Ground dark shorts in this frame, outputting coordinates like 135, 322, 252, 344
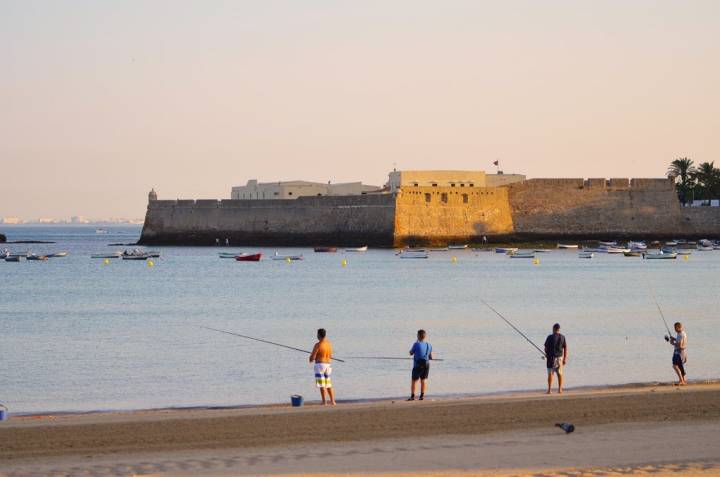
412, 360, 430, 380
673, 353, 687, 376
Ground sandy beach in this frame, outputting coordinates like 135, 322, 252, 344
1, 382, 719, 476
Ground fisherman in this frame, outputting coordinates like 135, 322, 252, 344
666, 322, 687, 386
544, 323, 568, 394
408, 329, 433, 401
309, 328, 336, 405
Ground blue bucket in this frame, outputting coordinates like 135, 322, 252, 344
0, 404, 8, 421
290, 395, 304, 407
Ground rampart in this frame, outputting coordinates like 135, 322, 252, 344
140, 194, 396, 246
139, 177, 720, 246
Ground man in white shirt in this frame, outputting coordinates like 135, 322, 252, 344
667, 322, 687, 386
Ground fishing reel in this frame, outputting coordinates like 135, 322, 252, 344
664, 335, 670, 342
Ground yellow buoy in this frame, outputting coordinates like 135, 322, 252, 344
103, 258, 110, 266
683, 254, 689, 261
285, 257, 291, 264
451, 256, 458, 263
341, 259, 348, 267
147, 260, 154, 267
533, 258, 540, 265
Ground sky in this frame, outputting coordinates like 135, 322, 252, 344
1, 0, 719, 219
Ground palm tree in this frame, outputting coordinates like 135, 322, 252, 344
692, 161, 720, 205
667, 158, 696, 205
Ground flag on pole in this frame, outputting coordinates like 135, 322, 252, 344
493, 160, 499, 166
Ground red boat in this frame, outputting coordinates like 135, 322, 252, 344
314, 247, 337, 253
235, 253, 263, 262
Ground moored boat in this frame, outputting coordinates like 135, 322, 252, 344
398, 249, 429, 259
92, 252, 123, 259
48, 251, 68, 257
344, 246, 368, 252
606, 247, 630, 254
27, 254, 49, 261
495, 247, 518, 254
430, 247, 449, 252
557, 244, 579, 249
448, 244, 468, 249
623, 251, 642, 257
314, 247, 338, 253
509, 251, 535, 258
236, 253, 263, 262
578, 251, 594, 259
642, 252, 677, 259
219, 251, 242, 258
273, 252, 304, 261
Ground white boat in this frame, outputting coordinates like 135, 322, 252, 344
557, 244, 579, 249
48, 251, 68, 258
627, 241, 647, 250
606, 247, 630, 254
578, 252, 594, 259
448, 244, 468, 249
533, 249, 551, 253
665, 241, 678, 246
219, 251, 243, 258
696, 246, 714, 251
95, 228, 108, 234
344, 246, 368, 252
273, 252, 304, 261
398, 249, 429, 259
430, 247, 449, 252
599, 241, 617, 247
91, 252, 123, 259
495, 247, 518, 254
122, 254, 149, 261
676, 250, 692, 256
643, 252, 677, 260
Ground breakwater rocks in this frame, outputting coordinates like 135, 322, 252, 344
0, 233, 5, 243
139, 178, 720, 247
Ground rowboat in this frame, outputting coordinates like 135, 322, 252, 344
430, 247, 449, 252
665, 241, 678, 246
48, 251, 68, 258
122, 254, 149, 260
27, 254, 49, 261
676, 250, 692, 256
509, 251, 535, 258
495, 247, 518, 254
236, 253, 262, 262
627, 241, 647, 250
399, 250, 429, 259
5, 256, 26, 262
344, 246, 368, 252
533, 249, 551, 253
643, 252, 677, 259
219, 251, 242, 259
696, 245, 714, 251
557, 244, 579, 249
92, 252, 123, 259
606, 247, 630, 254
314, 247, 337, 253
623, 251, 642, 257
448, 244, 468, 249
599, 241, 617, 247
273, 253, 304, 261
578, 252, 594, 259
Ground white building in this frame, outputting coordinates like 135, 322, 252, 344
385, 170, 525, 192
231, 180, 381, 200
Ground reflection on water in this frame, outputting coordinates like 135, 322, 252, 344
1, 226, 719, 413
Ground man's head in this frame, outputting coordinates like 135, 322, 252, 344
317, 328, 327, 340
553, 323, 561, 333
674, 322, 683, 332
417, 329, 426, 341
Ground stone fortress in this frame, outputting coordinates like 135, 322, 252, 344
139, 169, 720, 247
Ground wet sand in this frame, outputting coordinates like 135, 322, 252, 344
1, 383, 719, 476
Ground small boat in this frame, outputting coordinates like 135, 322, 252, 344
92, 252, 123, 259
578, 252, 594, 259
448, 244, 468, 249
344, 246, 368, 252
676, 250, 692, 256
623, 251, 642, 257
27, 254, 49, 261
495, 247, 518, 254
430, 247, 449, 252
236, 253, 263, 262
314, 247, 337, 253
5, 256, 26, 262
509, 251, 535, 258
696, 244, 714, 251
665, 241, 678, 246
122, 254, 149, 260
557, 244, 579, 249
48, 251, 68, 258
399, 250, 429, 259
219, 251, 242, 259
627, 241, 647, 250
273, 252, 304, 261
599, 241, 617, 247
95, 228, 108, 234
533, 249, 551, 253
643, 252, 677, 259
606, 247, 630, 254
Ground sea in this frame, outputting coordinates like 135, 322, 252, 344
1, 225, 718, 414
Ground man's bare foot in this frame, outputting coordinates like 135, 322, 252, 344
558, 390, 563, 394
321, 401, 327, 405
546, 390, 552, 395
330, 401, 337, 406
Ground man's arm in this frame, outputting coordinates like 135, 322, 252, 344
563, 341, 568, 364
409, 343, 416, 357
309, 343, 319, 363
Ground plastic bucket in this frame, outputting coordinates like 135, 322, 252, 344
290, 395, 304, 407
0, 404, 8, 421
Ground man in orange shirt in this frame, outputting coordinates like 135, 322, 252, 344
309, 328, 336, 405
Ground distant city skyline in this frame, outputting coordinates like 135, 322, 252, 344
2, 0, 719, 219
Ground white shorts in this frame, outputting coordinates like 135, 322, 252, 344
314, 363, 332, 388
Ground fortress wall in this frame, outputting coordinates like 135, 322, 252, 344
682, 207, 720, 236
140, 194, 396, 246
393, 186, 513, 246
505, 178, 684, 238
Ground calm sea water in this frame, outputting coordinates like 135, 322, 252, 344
1, 225, 718, 414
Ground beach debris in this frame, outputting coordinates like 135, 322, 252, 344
555, 422, 575, 433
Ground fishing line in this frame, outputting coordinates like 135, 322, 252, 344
348, 356, 445, 362
197, 325, 346, 363
479, 299, 547, 359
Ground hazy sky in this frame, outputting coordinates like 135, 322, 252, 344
2, 0, 719, 218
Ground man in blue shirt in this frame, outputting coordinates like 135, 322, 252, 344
408, 329, 434, 401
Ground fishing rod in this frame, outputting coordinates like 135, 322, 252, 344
479, 299, 547, 359
197, 325, 346, 363
646, 285, 673, 338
